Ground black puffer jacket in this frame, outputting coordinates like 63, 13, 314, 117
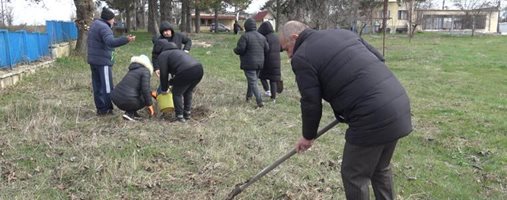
152, 21, 192, 71
87, 19, 129, 66
111, 55, 154, 111
257, 21, 281, 81
233, 18, 269, 70
156, 40, 203, 92
291, 28, 412, 146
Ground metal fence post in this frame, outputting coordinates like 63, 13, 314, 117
37, 32, 43, 58
18, 30, 28, 63
0, 29, 13, 69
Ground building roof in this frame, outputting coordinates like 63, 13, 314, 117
253, 10, 269, 21
416, 6, 499, 12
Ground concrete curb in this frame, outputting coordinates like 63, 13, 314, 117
0, 40, 76, 90
0, 60, 55, 89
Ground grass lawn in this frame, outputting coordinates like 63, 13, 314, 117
0, 31, 506, 199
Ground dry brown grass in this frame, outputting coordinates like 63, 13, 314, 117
1, 32, 506, 199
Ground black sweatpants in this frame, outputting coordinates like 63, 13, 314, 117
90, 65, 114, 113
171, 65, 203, 117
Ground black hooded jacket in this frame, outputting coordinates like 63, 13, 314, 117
152, 21, 192, 71
111, 59, 153, 111
291, 28, 412, 146
156, 40, 203, 92
257, 21, 281, 81
233, 18, 269, 70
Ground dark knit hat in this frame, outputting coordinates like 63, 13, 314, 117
101, 7, 115, 20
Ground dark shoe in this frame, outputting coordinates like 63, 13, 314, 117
97, 109, 114, 116
183, 111, 191, 120
257, 102, 264, 108
122, 112, 137, 121
175, 115, 186, 123
276, 80, 284, 94
246, 96, 252, 102
130, 111, 143, 120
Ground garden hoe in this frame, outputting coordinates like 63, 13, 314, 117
225, 119, 340, 200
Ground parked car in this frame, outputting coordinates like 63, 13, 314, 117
113, 21, 128, 36
209, 23, 230, 32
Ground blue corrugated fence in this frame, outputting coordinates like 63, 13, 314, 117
46, 21, 78, 44
0, 20, 76, 69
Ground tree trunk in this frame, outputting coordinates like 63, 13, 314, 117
136, 0, 146, 29
148, 0, 159, 37
73, 0, 94, 55
132, 0, 137, 30
126, 8, 131, 32
1, 0, 5, 26
194, 1, 200, 33
214, 7, 219, 33
275, 0, 280, 32
359, 23, 367, 36
351, 0, 359, 32
406, 0, 413, 38
160, 0, 173, 23
185, 0, 191, 33
382, 0, 387, 56
180, 0, 187, 31
472, 15, 476, 37
409, 24, 418, 42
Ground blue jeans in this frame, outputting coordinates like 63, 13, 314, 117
90, 65, 114, 113
244, 70, 262, 104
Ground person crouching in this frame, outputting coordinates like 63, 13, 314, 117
156, 40, 204, 122
111, 55, 155, 121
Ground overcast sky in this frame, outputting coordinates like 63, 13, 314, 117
5, 0, 268, 26
13, 0, 501, 26
245, 0, 268, 13
8, 0, 75, 25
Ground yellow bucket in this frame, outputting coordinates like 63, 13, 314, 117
157, 92, 174, 113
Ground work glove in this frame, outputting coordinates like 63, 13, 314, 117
147, 105, 155, 116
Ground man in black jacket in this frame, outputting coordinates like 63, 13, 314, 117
281, 21, 412, 200
152, 21, 192, 78
156, 40, 203, 123
233, 20, 242, 34
234, 18, 269, 108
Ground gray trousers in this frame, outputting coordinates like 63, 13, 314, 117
341, 140, 398, 200
243, 70, 262, 104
